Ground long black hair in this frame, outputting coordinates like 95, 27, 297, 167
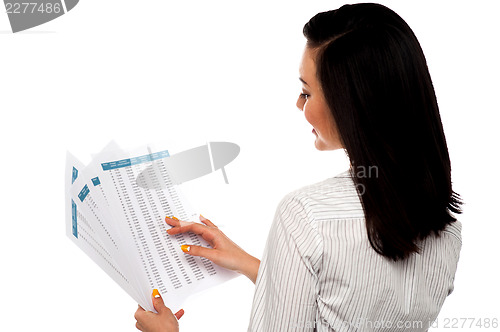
303, 3, 462, 260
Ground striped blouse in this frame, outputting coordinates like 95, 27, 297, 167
248, 170, 462, 331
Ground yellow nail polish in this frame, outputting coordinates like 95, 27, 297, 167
181, 245, 190, 253
172, 216, 179, 220
152, 289, 160, 298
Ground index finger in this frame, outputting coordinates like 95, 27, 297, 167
167, 223, 217, 243
165, 216, 181, 227
165, 217, 195, 229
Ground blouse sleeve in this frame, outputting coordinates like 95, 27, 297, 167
248, 193, 324, 331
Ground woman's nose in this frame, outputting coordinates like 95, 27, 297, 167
296, 98, 304, 111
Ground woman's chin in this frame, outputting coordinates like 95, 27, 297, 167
314, 138, 327, 151
314, 138, 341, 151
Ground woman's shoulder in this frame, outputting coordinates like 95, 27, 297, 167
437, 220, 462, 258
278, 169, 365, 221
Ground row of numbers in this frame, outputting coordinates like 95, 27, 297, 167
5, 2, 62, 14
432, 318, 498, 329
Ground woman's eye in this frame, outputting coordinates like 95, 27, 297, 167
300, 93, 310, 100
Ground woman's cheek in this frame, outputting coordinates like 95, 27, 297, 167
303, 106, 316, 128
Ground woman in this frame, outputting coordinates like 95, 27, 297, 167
135, 3, 462, 331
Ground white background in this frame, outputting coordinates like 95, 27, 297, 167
0, 0, 499, 331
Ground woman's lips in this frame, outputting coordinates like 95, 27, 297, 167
312, 128, 317, 135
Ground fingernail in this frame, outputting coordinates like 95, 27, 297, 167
166, 228, 172, 234
172, 216, 179, 220
152, 289, 161, 298
200, 214, 207, 221
181, 245, 190, 253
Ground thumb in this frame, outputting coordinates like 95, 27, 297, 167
151, 289, 168, 314
181, 244, 217, 261
174, 309, 185, 320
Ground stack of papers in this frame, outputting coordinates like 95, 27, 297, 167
65, 142, 237, 311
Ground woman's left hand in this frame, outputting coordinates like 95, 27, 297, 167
134, 289, 184, 332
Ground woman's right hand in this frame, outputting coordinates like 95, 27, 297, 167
165, 215, 260, 284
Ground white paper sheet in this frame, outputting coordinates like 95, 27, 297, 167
65, 151, 143, 305
66, 142, 238, 312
